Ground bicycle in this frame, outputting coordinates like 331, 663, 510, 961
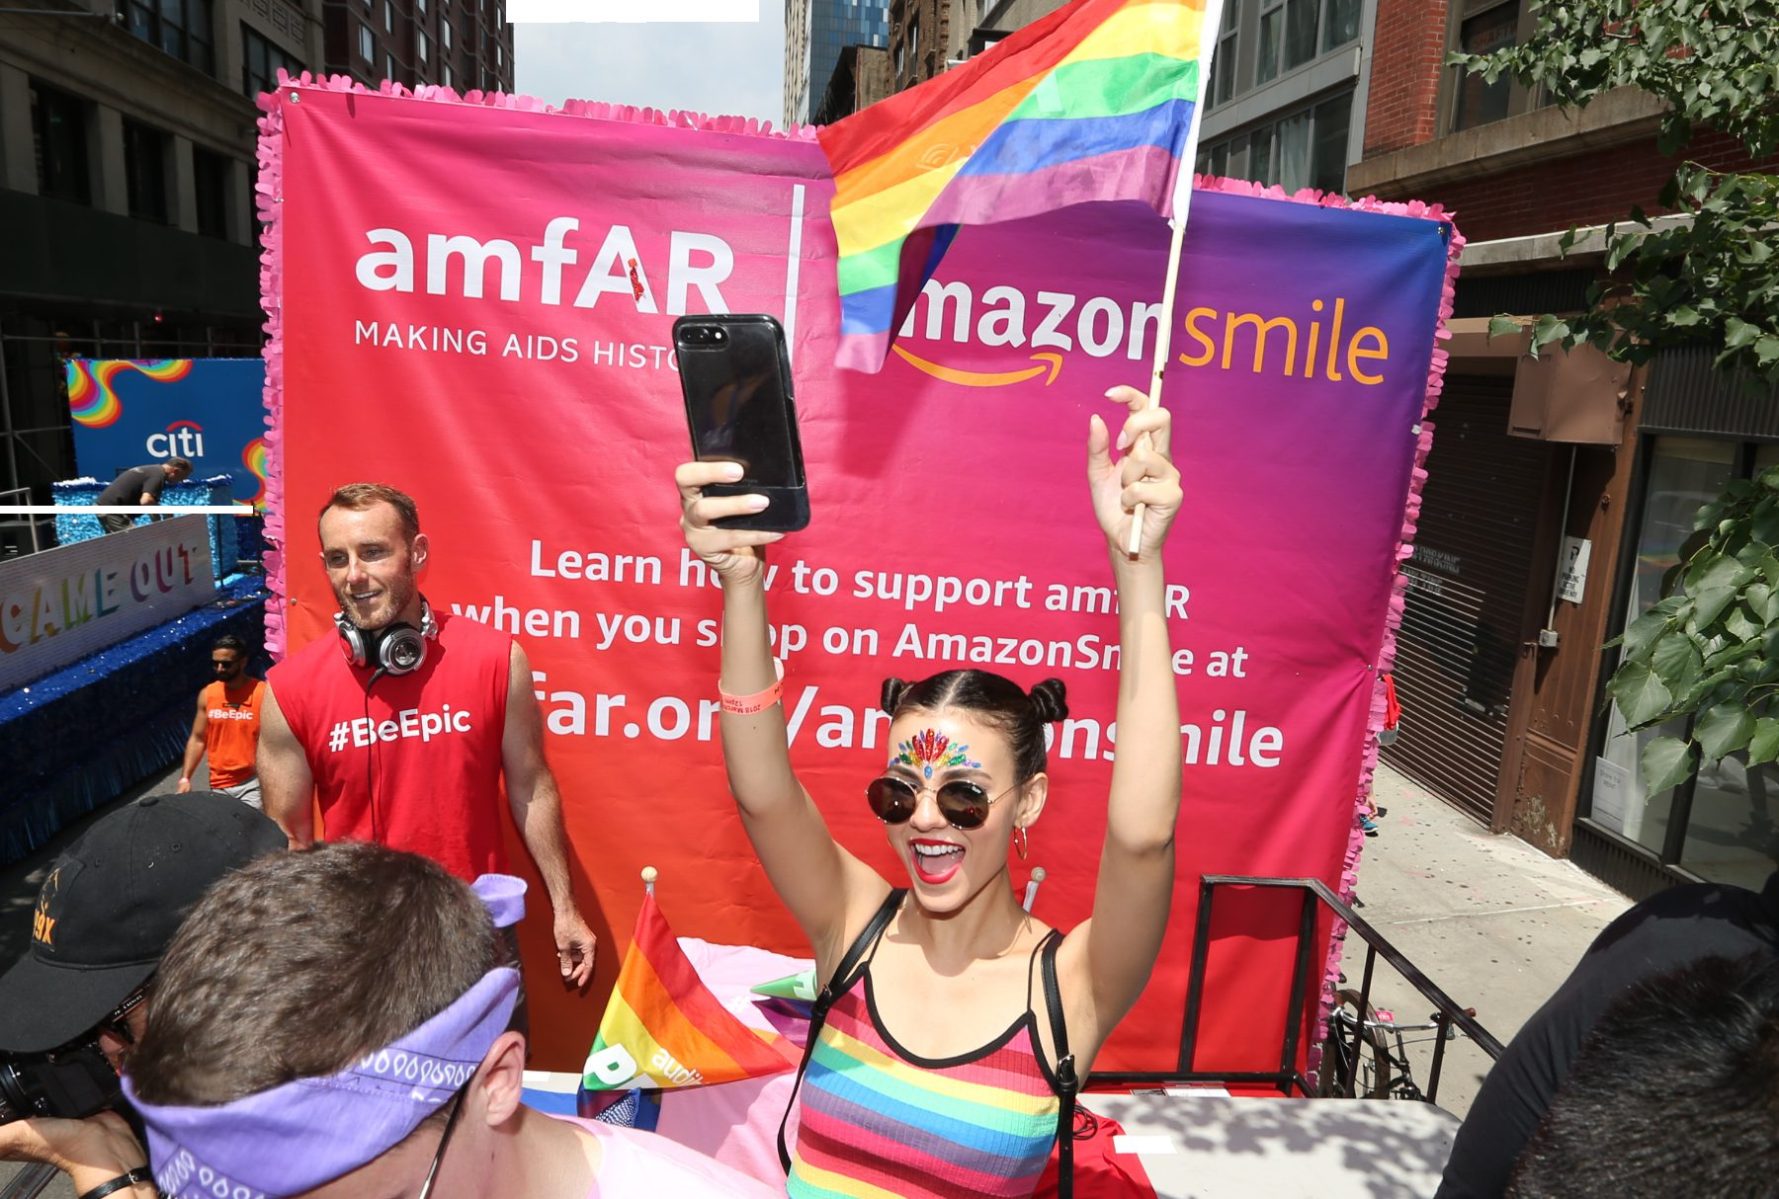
1316, 987, 1474, 1101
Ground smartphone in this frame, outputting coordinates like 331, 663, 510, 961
674, 313, 810, 532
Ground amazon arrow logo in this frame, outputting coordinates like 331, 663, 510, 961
891, 347, 1064, 388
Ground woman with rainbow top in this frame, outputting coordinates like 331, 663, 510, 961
674, 385, 1183, 1197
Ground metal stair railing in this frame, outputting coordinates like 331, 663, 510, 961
1093, 874, 1504, 1104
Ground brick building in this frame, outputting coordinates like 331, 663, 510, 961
1351, 0, 1779, 897
323, 0, 513, 94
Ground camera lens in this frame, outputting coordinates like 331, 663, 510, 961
711, 329, 726, 342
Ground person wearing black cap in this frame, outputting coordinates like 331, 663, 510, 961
0, 790, 285, 1198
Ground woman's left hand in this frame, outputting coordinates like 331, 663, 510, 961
1087, 385, 1183, 562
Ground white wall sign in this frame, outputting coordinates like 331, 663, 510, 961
0, 518, 216, 691
1558, 535, 1592, 604
1590, 755, 1634, 838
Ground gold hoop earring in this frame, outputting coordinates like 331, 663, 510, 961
1014, 825, 1029, 861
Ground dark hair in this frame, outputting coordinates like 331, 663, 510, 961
130, 842, 498, 1105
1505, 952, 1779, 1197
318, 482, 421, 542
167, 457, 193, 474
879, 670, 1068, 781
211, 634, 247, 656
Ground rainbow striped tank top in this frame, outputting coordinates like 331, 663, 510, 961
786, 943, 1062, 1198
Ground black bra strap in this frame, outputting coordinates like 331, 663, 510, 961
777, 888, 906, 1174
1040, 931, 1078, 1199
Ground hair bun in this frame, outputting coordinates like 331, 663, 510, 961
880, 677, 912, 716
1028, 678, 1069, 724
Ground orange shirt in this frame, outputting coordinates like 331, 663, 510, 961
202, 678, 264, 787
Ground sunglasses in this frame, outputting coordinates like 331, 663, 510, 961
96, 983, 150, 1047
865, 775, 1020, 831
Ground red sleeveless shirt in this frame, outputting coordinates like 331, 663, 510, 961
268, 612, 513, 880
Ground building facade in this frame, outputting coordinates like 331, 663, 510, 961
0, 0, 324, 553
1351, 0, 1779, 897
322, 0, 512, 94
784, 0, 889, 128
1192, 0, 1376, 197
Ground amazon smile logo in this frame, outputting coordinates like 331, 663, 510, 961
890, 279, 1164, 389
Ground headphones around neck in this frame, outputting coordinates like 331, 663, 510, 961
336, 600, 438, 675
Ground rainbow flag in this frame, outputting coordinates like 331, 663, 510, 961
581, 893, 797, 1091
819, 0, 1221, 372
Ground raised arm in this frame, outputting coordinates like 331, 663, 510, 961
177, 693, 208, 793
258, 682, 315, 848
676, 461, 884, 966
1067, 387, 1185, 1039
501, 641, 596, 988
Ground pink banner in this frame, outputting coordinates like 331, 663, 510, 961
259, 80, 1457, 1074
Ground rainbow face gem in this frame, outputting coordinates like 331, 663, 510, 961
894, 729, 982, 780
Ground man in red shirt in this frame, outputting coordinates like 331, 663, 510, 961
258, 482, 596, 989
178, 634, 266, 807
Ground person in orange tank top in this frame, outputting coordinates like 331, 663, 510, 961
179, 634, 267, 809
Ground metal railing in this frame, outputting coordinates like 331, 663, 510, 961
1095, 874, 1503, 1104
0, 1163, 59, 1199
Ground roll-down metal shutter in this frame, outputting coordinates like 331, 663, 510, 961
1383, 377, 1550, 824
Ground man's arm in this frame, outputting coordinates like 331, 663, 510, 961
258, 682, 315, 847
178, 692, 208, 793
501, 642, 596, 987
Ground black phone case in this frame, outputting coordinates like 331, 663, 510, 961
674, 314, 811, 533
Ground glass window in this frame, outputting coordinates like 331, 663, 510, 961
1282, 0, 1317, 70
1310, 90, 1351, 194
1452, 1, 1518, 130
384, 0, 393, 32
192, 146, 230, 238
243, 24, 303, 97
122, 119, 169, 223
442, 19, 451, 48
1595, 437, 1736, 855
1212, 0, 1238, 106
1322, 0, 1360, 52
1248, 123, 1275, 185
1275, 107, 1311, 191
418, 29, 429, 61
1257, 0, 1281, 83
359, 22, 374, 60
1684, 756, 1779, 890
29, 82, 90, 205
115, 0, 213, 75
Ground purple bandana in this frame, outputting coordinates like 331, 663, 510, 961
123, 874, 526, 1198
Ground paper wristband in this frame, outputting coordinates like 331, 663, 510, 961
720, 657, 785, 714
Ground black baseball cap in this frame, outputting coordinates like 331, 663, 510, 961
0, 791, 286, 1052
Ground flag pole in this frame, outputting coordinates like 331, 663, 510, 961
1127, 0, 1220, 556
641, 865, 657, 896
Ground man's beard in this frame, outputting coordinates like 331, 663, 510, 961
335, 575, 416, 631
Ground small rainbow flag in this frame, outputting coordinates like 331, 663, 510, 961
581, 892, 796, 1091
819, 0, 1220, 372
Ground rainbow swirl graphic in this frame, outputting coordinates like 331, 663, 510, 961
65, 359, 193, 428
242, 437, 269, 510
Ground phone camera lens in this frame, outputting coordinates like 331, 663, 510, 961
711, 329, 726, 342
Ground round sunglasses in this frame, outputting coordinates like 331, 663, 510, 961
865, 775, 1020, 831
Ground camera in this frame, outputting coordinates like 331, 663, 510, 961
0, 1041, 121, 1125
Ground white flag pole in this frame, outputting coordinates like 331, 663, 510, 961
1127, 0, 1223, 556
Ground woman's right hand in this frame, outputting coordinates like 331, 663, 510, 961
0, 1109, 151, 1194
676, 461, 785, 589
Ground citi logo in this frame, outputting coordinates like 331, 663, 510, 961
148, 420, 204, 458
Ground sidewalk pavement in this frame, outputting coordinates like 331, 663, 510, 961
1339, 763, 1634, 1119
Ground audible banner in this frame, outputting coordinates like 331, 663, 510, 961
263, 85, 1454, 1074
67, 358, 270, 508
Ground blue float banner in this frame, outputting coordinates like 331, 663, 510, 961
66, 358, 268, 507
